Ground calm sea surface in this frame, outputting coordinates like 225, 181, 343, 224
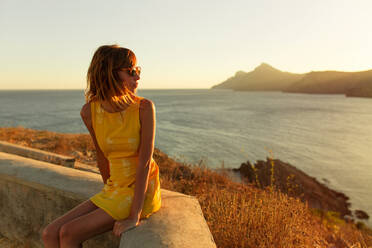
1, 89, 371, 225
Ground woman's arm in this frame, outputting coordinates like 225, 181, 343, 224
112, 98, 156, 236
128, 98, 156, 221
80, 103, 110, 184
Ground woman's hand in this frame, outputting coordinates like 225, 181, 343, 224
113, 217, 140, 237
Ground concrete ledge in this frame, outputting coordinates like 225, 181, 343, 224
0, 141, 75, 167
120, 190, 216, 248
0, 152, 216, 248
0, 152, 118, 248
74, 161, 100, 174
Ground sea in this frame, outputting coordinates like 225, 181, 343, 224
0, 89, 371, 226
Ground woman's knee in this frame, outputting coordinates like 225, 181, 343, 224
42, 223, 59, 243
59, 223, 78, 243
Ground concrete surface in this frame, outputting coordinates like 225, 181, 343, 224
0, 152, 119, 248
120, 190, 216, 248
0, 151, 216, 248
0, 141, 75, 167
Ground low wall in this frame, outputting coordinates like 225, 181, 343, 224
0, 141, 75, 167
0, 151, 216, 248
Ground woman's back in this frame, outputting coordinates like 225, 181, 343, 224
91, 98, 142, 159
89, 98, 162, 220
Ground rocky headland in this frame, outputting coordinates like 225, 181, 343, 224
212, 63, 304, 91
212, 63, 372, 98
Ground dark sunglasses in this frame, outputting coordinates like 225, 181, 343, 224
119, 66, 141, 76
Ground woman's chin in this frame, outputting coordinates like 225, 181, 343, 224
130, 88, 137, 94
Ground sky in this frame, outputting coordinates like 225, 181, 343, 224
0, 0, 371, 89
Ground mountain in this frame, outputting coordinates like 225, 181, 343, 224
283, 69, 372, 97
211, 63, 304, 91
212, 63, 372, 98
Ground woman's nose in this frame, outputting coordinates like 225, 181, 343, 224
134, 74, 140, 80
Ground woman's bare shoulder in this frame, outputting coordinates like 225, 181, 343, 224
139, 98, 155, 125
80, 102, 92, 120
139, 98, 154, 111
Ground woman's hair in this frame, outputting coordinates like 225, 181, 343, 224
85, 44, 139, 109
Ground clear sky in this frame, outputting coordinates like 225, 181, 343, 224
1, 0, 371, 89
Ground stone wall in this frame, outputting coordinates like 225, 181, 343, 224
0, 151, 216, 248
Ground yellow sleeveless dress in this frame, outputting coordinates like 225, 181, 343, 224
89, 97, 161, 220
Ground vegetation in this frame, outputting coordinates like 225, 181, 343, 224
1, 126, 372, 247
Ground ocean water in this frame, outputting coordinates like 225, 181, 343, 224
1, 89, 371, 225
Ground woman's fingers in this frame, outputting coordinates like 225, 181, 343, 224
112, 219, 138, 237
113, 222, 121, 236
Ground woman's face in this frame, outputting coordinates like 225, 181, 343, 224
118, 67, 140, 94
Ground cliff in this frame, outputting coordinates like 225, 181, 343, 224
233, 158, 369, 221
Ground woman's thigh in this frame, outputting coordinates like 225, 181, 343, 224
59, 207, 116, 243
44, 199, 98, 235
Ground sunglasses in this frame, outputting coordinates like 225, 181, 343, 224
119, 66, 141, 77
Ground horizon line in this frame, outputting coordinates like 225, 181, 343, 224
0, 88, 213, 91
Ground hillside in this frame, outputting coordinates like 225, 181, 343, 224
1, 126, 372, 247
233, 159, 370, 221
284, 69, 372, 97
212, 64, 372, 98
211, 63, 304, 91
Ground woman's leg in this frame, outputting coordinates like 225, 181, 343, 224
42, 199, 98, 248
59, 207, 116, 248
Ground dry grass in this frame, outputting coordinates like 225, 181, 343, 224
0, 126, 96, 164
158, 162, 372, 248
1, 126, 372, 248
0, 234, 23, 248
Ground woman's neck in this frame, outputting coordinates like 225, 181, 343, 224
100, 101, 130, 113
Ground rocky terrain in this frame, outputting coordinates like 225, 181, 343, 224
232, 158, 369, 221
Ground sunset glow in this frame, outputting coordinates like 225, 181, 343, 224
1, 0, 371, 89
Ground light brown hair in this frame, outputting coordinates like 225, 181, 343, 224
85, 44, 139, 109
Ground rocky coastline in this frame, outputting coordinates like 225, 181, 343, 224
231, 158, 369, 222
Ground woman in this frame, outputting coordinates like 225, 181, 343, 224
42, 44, 162, 247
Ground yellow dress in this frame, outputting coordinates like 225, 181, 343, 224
89, 97, 161, 220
